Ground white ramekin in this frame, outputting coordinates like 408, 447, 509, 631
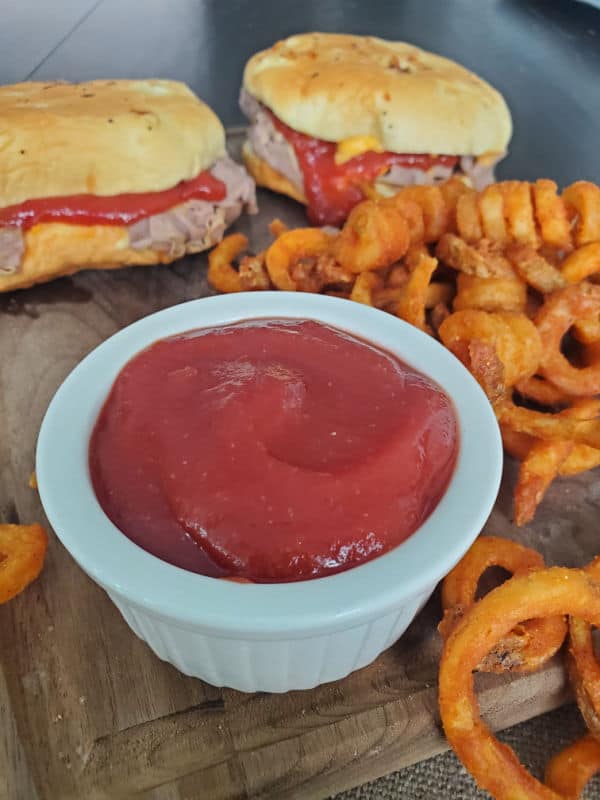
36, 292, 502, 692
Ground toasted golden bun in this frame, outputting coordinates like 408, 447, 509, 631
0, 223, 185, 292
244, 33, 512, 156
0, 80, 225, 208
242, 142, 306, 204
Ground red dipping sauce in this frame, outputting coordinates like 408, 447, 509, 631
0, 170, 225, 230
89, 320, 458, 582
269, 112, 458, 227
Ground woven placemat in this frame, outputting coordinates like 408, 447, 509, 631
333, 703, 600, 799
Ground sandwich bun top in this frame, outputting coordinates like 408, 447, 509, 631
0, 80, 225, 208
243, 33, 512, 157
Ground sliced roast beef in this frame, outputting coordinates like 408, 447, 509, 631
128, 155, 256, 256
0, 155, 255, 274
0, 228, 24, 274
240, 88, 303, 190
240, 88, 503, 196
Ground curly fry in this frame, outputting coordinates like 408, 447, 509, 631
238, 254, 271, 291
439, 536, 566, 672
425, 282, 454, 309
497, 399, 600, 449
436, 234, 514, 279
207, 233, 247, 293
536, 283, 600, 396
500, 181, 540, 247
545, 735, 600, 798
333, 199, 410, 272
0, 524, 48, 604
515, 376, 582, 407
562, 242, 600, 283
567, 557, 600, 744
395, 252, 438, 331
455, 191, 482, 242
533, 179, 572, 250
389, 185, 448, 242
563, 181, 600, 246
439, 568, 600, 800
349, 272, 384, 306
506, 243, 567, 293
560, 443, 600, 475
265, 228, 332, 290
438, 177, 471, 232
430, 302, 451, 336
478, 184, 508, 243
453, 274, 527, 313
466, 340, 506, 406
500, 421, 535, 461
572, 315, 600, 345
514, 399, 600, 526
439, 310, 541, 387
268, 218, 289, 238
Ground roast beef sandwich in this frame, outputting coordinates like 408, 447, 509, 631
0, 79, 255, 292
240, 33, 512, 226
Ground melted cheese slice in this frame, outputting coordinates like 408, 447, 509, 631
334, 135, 384, 166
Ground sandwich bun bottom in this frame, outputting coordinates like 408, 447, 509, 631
0, 223, 187, 293
242, 142, 306, 205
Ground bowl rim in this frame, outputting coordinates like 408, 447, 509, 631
36, 292, 502, 637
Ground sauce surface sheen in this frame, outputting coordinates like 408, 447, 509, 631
90, 319, 458, 582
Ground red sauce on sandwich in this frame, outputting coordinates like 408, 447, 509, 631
89, 319, 458, 583
269, 112, 458, 226
0, 170, 226, 230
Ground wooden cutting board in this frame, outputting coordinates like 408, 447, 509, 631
1, 133, 599, 800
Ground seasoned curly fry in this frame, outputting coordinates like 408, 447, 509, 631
439, 310, 541, 387
436, 234, 514, 279
560, 443, 600, 475
478, 184, 508, 243
0, 524, 48, 604
425, 282, 454, 309
532, 179, 572, 250
430, 302, 451, 336
497, 399, 600, 449
562, 242, 600, 283
567, 557, 600, 744
563, 181, 600, 246
507, 244, 567, 293
545, 735, 600, 798
396, 252, 438, 331
333, 199, 410, 272
349, 272, 384, 305
207, 233, 247, 293
268, 218, 289, 238
389, 185, 448, 242
265, 228, 332, 290
439, 536, 566, 672
572, 315, 600, 344
536, 283, 600, 396
238, 254, 271, 291
515, 376, 581, 406
514, 399, 600, 526
466, 339, 506, 405
438, 177, 471, 232
500, 181, 540, 247
453, 274, 527, 313
455, 191, 482, 242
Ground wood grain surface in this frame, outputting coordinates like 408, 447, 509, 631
1, 131, 600, 799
